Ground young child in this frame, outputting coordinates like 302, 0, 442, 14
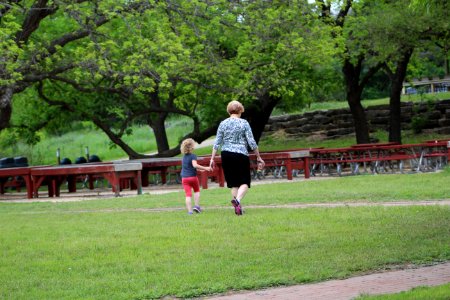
180, 138, 211, 214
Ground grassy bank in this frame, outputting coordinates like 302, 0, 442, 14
2, 168, 449, 213
0, 169, 449, 299
1, 205, 448, 299
356, 283, 450, 300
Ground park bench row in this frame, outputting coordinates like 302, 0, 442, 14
309, 140, 450, 176
0, 162, 143, 199
1, 140, 449, 199
127, 150, 311, 189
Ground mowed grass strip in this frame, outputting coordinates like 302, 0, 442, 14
1, 168, 449, 213
0, 206, 449, 299
356, 283, 450, 300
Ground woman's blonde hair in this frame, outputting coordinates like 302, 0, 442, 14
180, 138, 196, 154
227, 100, 245, 115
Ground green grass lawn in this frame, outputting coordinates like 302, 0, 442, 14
2, 168, 449, 213
0, 169, 449, 299
356, 283, 450, 300
0, 206, 448, 299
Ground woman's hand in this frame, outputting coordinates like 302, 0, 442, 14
257, 157, 265, 169
209, 159, 215, 169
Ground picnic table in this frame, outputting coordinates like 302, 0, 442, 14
0, 167, 33, 199
30, 163, 142, 198
424, 139, 450, 144
196, 156, 225, 189
249, 150, 311, 180
310, 142, 449, 176
130, 157, 182, 187
196, 150, 311, 189
350, 142, 400, 148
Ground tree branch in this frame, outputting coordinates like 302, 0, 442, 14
0, 0, 22, 19
14, 0, 57, 43
335, 0, 352, 27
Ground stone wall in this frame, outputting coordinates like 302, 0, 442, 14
264, 99, 450, 140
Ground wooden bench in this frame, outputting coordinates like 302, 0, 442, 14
129, 157, 182, 187
30, 163, 142, 198
196, 150, 311, 189
310, 142, 449, 176
0, 167, 33, 199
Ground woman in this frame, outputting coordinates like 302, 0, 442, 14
210, 100, 265, 215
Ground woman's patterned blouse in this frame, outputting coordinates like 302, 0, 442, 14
213, 117, 258, 156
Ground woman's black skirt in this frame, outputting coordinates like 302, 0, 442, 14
221, 151, 251, 188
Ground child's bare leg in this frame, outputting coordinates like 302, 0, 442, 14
194, 191, 201, 207
185, 196, 192, 213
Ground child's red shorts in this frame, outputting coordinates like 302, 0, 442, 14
182, 176, 200, 197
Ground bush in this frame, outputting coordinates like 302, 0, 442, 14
411, 115, 428, 134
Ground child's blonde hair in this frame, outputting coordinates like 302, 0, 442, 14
180, 138, 196, 154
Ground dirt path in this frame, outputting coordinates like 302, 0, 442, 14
204, 262, 450, 300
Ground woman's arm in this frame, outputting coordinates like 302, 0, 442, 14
244, 121, 258, 151
253, 148, 265, 168
209, 148, 217, 168
210, 122, 224, 168
243, 121, 264, 166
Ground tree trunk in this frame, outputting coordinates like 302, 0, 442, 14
388, 48, 413, 144
154, 92, 280, 158
0, 87, 13, 131
148, 113, 170, 154
343, 59, 371, 144
243, 93, 281, 143
347, 91, 370, 144
92, 119, 147, 159
156, 124, 220, 158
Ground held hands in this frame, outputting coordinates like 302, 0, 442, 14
198, 165, 212, 172
209, 159, 215, 170
257, 157, 265, 170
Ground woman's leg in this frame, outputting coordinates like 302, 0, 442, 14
236, 184, 248, 202
231, 187, 238, 199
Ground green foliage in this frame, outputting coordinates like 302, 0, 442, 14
2, 0, 448, 156
407, 47, 448, 81
411, 115, 428, 134
410, 98, 436, 134
4, 90, 450, 164
0, 117, 194, 165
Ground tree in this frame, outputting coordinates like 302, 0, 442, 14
31, 0, 238, 158
368, 0, 450, 143
0, 0, 149, 132
5, 1, 341, 160
316, 0, 385, 144
223, 1, 338, 142
10, 0, 337, 158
